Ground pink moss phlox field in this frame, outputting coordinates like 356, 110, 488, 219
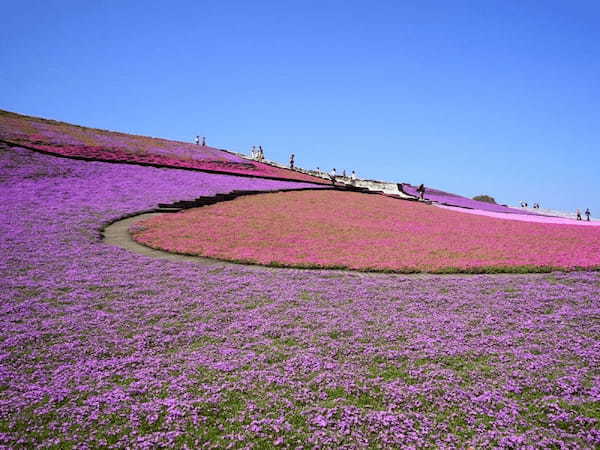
402, 183, 539, 215
438, 204, 600, 226
132, 190, 600, 273
1, 145, 600, 448
0, 109, 328, 184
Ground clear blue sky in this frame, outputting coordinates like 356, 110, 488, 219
2, 0, 599, 214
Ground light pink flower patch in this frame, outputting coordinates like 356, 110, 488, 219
437, 204, 600, 226
131, 190, 600, 273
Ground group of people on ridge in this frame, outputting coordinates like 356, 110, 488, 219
520, 201, 592, 221
193, 137, 592, 222
328, 168, 357, 184
520, 201, 541, 208
250, 146, 265, 161
576, 208, 592, 221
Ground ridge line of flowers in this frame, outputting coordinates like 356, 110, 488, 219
401, 183, 541, 215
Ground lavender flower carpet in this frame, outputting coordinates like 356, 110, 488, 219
1, 146, 599, 448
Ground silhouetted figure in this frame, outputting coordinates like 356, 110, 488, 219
417, 184, 426, 200
289, 153, 295, 169
329, 168, 337, 184
195, 135, 200, 145
258, 146, 264, 161
202, 136, 206, 146
576, 209, 582, 221
585, 208, 591, 221
351, 170, 357, 182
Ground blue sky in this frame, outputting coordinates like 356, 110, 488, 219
2, 0, 599, 213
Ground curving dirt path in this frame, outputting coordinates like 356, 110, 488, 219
102, 213, 225, 265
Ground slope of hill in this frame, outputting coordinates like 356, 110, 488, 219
0, 109, 328, 184
513, 205, 597, 221
402, 183, 540, 215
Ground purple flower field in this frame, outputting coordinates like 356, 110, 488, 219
1, 145, 599, 448
402, 184, 539, 215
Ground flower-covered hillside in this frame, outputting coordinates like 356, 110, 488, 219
1, 145, 600, 448
0, 109, 328, 183
402, 183, 539, 215
132, 190, 600, 273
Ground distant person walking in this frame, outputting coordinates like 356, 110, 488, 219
576, 209, 582, 221
417, 184, 426, 200
585, 208, 591, 221
351, 170, 357, 182
329, 168, 337, 184
258, 146, 264, 161
250, 146, 256, 159
202, 136, 206, 146
289, 153, 295, 169
195, 135, 200, 145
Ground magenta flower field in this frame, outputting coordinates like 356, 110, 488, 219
132, 190, 600, 273
0, 109, 328, 184
1, 139, 599, 447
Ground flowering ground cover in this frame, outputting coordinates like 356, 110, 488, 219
402, 183, 539, 215
1, 145, 600, 448
437, 204, 600, 226
132, 190, 600, 273
0, 109, 328, 184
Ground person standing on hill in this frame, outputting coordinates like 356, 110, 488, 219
195, 135, 200, 145
329, 168, 337, 184
351, 170, 357, 182
202, 136, 206, 146
289, 153, 295, 169
417, 184, 426, 200
585, 208, 591, 221
576, 209, 582, 220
